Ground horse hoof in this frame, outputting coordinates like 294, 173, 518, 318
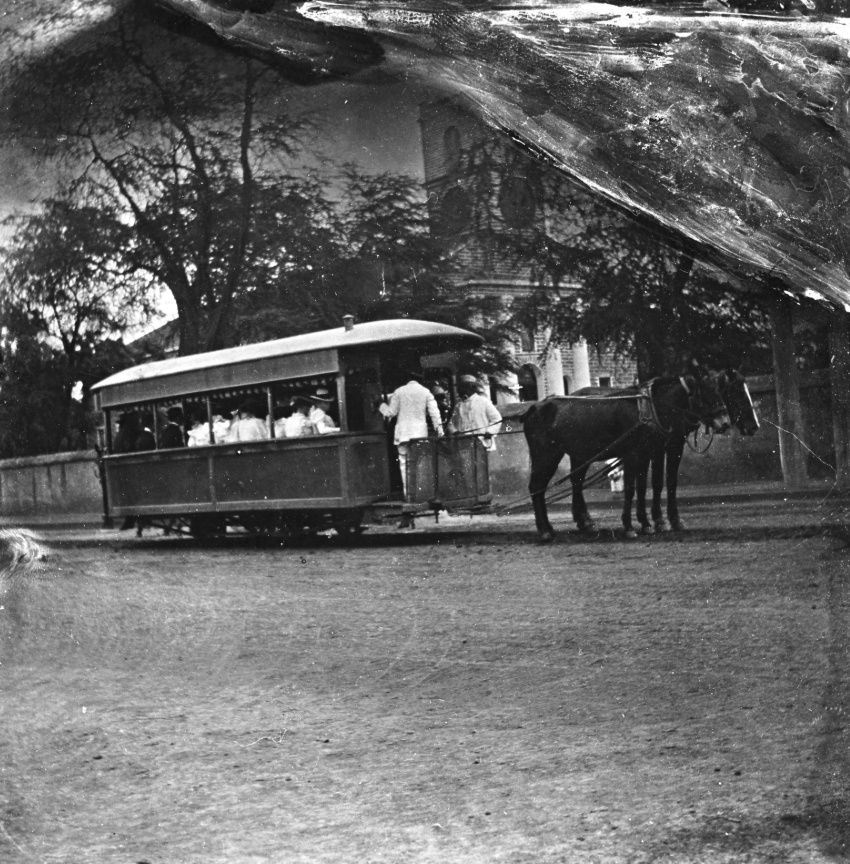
639, 525, 653, 536
623, 529, 638, 540
654, 520, 670, 533
671, 519, 687, 532
539, 530, 556, 543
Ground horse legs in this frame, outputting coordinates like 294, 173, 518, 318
621, 458, 637, 537
571, 467, 596, 532
529, 452, 563, 542
665, 439, 687, 531
634, 452, 652, 534
650, 444, 669, 532
621, 454, 650, 537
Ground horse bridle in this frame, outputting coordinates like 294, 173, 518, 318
679, 373, 728, 430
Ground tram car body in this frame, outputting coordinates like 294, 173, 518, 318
92, 319, 492, 537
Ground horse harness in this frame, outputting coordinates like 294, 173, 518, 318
637, 378, 686, 438
550, 375, 721, 441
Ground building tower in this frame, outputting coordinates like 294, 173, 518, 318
419, 97, 635, 400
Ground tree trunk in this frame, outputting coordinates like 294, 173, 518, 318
178, 307, 203, 357
829, 312, 850, 489
769, 294, 808, 486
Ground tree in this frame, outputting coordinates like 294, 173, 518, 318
453, 135, 771, 378
4, 4, 516, 382
0, 195, 157, 455
3, 196, 157, 381
0, 308, 74, 457
6, 2, 316, 355
230, 168, 518, 377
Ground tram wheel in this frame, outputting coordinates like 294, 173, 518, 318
333, 513, 366, 541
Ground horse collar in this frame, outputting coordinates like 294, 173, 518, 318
637, 379, 672, 436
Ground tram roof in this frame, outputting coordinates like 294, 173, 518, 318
93, 319, 483, 408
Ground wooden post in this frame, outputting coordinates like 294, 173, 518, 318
769, 295, 808, 485
829, 312, 850, 488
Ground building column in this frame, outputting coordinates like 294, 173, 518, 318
829, 311, 850, 488
543, 346, 565, 396
571, 340, 592, 390
769, 296, 808, 485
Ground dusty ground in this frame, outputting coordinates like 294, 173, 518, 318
1, 494, 849, 864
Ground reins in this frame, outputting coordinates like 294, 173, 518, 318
493, 422, 642, 514
491, 376, 725, 516
685, 426, 715, 454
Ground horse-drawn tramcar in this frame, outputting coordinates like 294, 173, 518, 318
92, 319, 493, 538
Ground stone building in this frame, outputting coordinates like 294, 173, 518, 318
419, 97, 636, 402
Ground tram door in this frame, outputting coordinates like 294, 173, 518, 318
342, 353, 402, 497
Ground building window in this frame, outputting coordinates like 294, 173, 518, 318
518, 327, 535, 353
598, 376, 611, 388
518, 364, 540, 402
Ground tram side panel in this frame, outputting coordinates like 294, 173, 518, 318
104, 434, 395, 518
105, 451, 214, 515
214, 439, 342, 508
343, 435, 392, 502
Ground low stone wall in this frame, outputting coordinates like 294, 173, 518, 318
0, 450, 103, 523
489, 373, 834, 500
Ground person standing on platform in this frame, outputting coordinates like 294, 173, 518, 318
449, 374, 502, 451
379, 372, 444, 525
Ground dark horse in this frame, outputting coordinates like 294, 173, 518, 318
646, 369, 760, 533
522, 369, 730, 541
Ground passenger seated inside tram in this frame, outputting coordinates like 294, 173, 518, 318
284, 396, 317, 438
272, 403, 295, 438
211, 404, 231, 443
187, 409, 211, 447
113, 411, 141, 454
228, 399, 268, 442
134, 414, 156, 451
160, 406, 186, 448
308, 388, 340, 434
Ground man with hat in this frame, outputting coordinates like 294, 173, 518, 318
449, 374, 502, 451
309, 387, 340, 435
229, 398, 268, 442
160, 406, 186, 448
379, 370, 444, 505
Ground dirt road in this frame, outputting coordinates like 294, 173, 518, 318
1, 495, 848, 863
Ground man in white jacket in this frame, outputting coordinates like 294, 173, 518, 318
379, 373, 444, 500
